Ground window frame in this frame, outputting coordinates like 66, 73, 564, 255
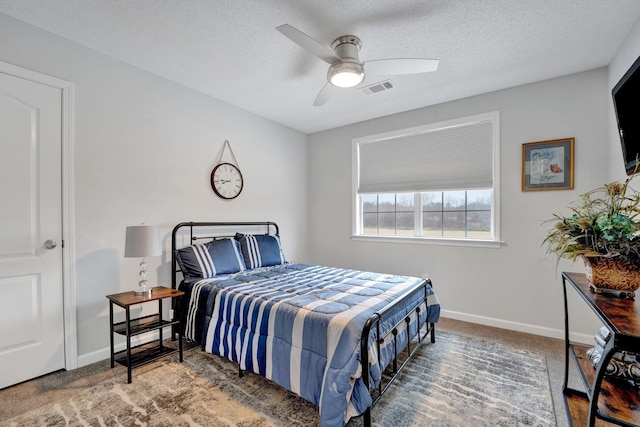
351, 112, 502, 248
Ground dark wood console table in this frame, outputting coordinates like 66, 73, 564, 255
562, 272, 640, 426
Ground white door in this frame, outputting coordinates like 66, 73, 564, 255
0, 71, 65, 389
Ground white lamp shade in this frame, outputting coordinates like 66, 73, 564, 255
124, 225, 162, 258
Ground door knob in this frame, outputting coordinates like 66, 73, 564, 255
44, 239, 57, 249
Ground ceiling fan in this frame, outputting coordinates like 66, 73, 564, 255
276, 24, 440, 106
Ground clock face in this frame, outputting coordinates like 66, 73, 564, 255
211, 163, 243, 199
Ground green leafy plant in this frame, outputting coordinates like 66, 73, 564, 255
543, 175, 640, 264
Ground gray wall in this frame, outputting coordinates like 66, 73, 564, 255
308, 69, 610, 341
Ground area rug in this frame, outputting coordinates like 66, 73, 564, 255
2, 331, 556, 426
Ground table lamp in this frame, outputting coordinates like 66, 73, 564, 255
125, 224, 161, 296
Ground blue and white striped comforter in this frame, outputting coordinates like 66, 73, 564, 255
180, 263, 440, 427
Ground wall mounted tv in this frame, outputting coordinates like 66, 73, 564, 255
612, 54, 640, 175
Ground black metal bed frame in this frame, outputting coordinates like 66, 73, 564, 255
170, 221, 436, 427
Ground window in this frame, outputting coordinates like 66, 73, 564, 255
422, 189, 492, 238
362, 193, 415, 236
352, 112, 500, 244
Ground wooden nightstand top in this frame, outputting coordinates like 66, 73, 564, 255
106, 286, 184, 308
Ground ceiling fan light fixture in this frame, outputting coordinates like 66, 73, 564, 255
328, 61, 364, 88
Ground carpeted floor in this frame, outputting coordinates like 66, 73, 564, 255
0, 323, 557, 427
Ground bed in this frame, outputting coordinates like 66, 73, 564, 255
171, 221, 440, 427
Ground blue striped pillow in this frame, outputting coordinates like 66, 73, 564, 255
235, 233, 286, 269
175, 238, 246, 279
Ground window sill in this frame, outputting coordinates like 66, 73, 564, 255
350, 234, 504, 248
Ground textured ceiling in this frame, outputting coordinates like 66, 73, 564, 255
1, 0, 639, 134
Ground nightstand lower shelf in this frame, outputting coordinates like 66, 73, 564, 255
114, 342, 180, 369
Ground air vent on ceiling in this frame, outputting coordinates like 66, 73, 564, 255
361, 80, 394, 95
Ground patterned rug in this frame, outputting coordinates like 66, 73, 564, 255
3, 331, 556, 427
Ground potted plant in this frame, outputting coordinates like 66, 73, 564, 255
543, 174, 640, 298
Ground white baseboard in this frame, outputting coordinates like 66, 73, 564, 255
78, 347, 109, 368
441, 309, 594, 345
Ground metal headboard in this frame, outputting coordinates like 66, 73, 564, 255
170, 221, 279, 290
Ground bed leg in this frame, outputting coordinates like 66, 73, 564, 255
363, 408, 372, 427
430, 322, 435, 343
238, 365, 243, 378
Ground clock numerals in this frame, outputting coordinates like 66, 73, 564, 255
211, 162, 243, 200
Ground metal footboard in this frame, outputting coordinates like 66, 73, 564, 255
360, 278, 436, 427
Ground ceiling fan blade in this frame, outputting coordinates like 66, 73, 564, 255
313, 83, 337, 107
277, 24, 340, 65
364, 58, 440, 76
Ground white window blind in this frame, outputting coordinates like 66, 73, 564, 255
357, 116, 495, 193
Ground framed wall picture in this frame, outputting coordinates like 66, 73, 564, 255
522, 138, 574, 191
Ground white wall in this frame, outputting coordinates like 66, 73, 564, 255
308, 69, 612, 341
0, 13, 309, 365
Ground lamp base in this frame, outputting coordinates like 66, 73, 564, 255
134, 288, 152, 297
135, 274, 151, 297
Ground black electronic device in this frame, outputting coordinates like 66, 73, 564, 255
612, 55, 640, 175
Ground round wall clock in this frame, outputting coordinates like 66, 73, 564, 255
211, 162, 243, 199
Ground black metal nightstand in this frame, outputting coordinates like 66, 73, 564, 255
107, 286, 184, 383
